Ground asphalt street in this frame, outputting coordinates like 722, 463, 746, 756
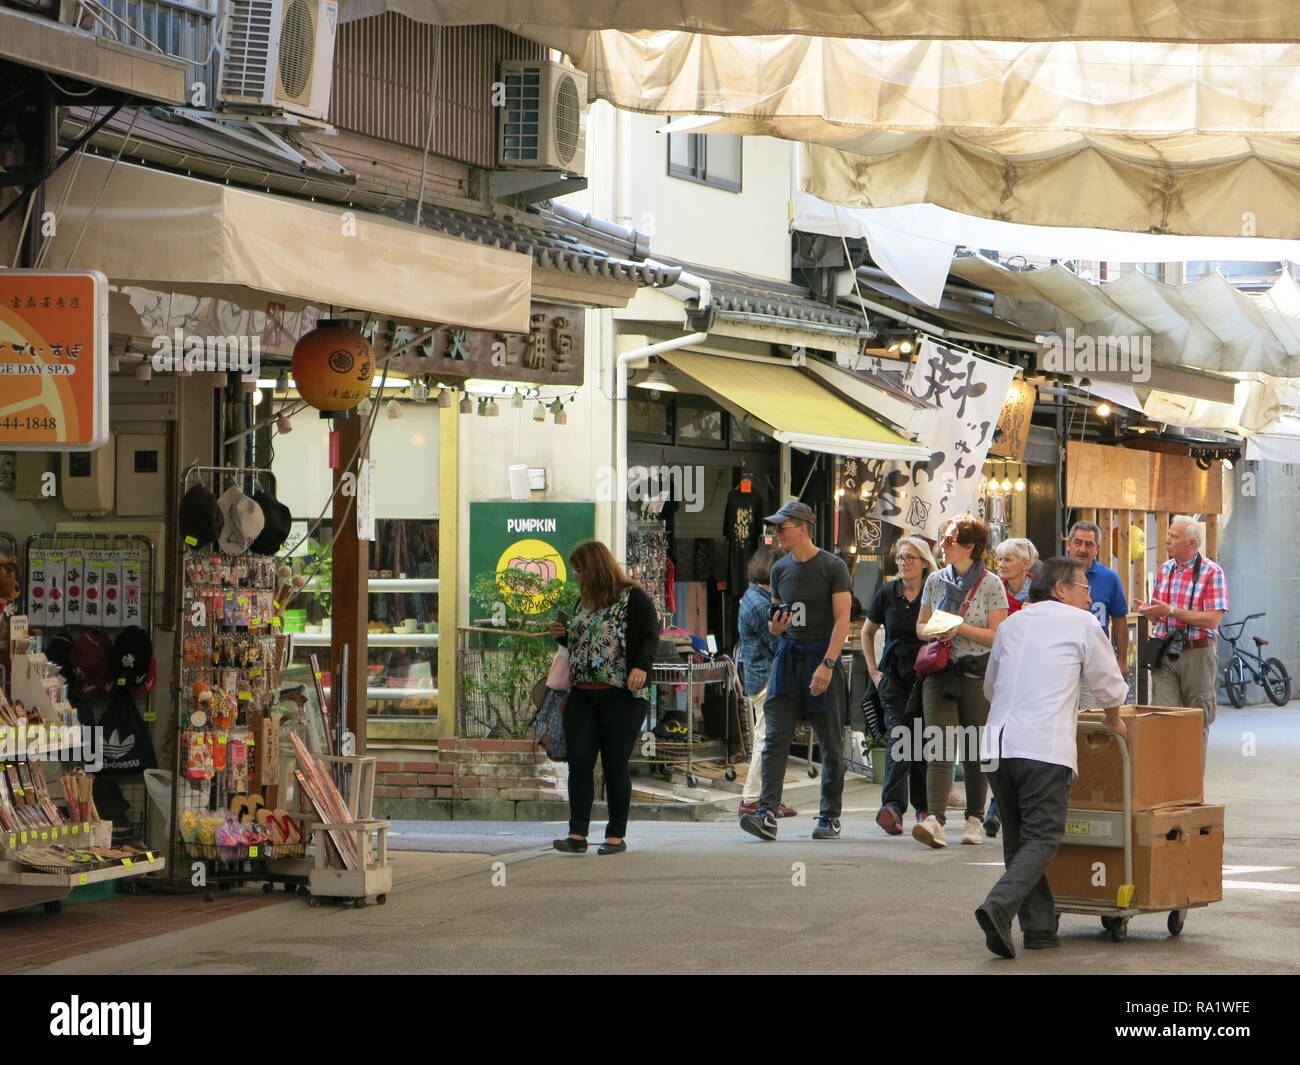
37, 707, 1299, 975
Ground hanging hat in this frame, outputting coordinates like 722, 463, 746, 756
69, 631, 114, 699
249, 488, 292, 556
112, 625, 154, 691
217, 485, 266, 555
45, 629, 75, 676
179, 484, 222, 550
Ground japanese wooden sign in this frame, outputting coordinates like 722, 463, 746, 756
989, 378, 1036, 460
389, 302, 584, 386
0, 270, 109, 449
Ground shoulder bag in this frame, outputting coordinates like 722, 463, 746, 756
914, 577, 983, 677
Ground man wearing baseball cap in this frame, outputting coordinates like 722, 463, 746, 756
739, 501, 853, 842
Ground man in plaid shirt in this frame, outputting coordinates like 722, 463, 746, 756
1135, 515, 1228, 757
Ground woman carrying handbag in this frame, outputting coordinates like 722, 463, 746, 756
913, 514, 1008, 849
547, 540, 661, 856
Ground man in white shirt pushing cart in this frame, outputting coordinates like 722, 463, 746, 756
975, 556, 1129, 959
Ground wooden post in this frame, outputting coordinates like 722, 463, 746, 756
1117, 511, 1131, 604
330, 410, 369, 755
435, 398, 460, 739
1205, 514, 1219, 559
1099, 508, 1113, 568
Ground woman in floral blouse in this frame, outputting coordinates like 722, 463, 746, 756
548, 540, 661, 855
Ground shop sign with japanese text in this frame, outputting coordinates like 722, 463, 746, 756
0, 270, 109, 450
390, 303, 583, 386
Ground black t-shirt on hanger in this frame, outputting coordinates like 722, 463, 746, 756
723, 486, 765, 596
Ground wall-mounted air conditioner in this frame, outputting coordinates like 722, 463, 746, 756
218, 0, 338, 120
496, 60, 587, 175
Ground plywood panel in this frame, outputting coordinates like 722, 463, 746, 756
1099, 508, 1114, 567
1205, 514, 1218, 559
1150, 453, 1224, 514
1117, 512, 1132, 604
1066, 441, 1152, 510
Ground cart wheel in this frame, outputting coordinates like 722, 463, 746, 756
353, 897, 366, 909
807, 765, 819, 779
686, 774, 698, 789
1167, 909, 1186, 936
43, 900, 62, 914
262, 882, 274, 894
297, 884, 310, 896
307, 895, 321, 908
1102, 916, 1129, 942
376, 894, 387, 905
724, 768, 737, 782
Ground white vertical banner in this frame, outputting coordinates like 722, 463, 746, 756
121, 551, 144, 628
356, 458, 375, 542
100, 553, 123, 627
82, 551, 105, 625
64, 552, 85, 626
26, 549, 48, 626
43, 552, 66, 629
870, 339, 1016, 538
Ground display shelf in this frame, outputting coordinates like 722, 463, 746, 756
303, 577, 439, 593
293, 632, 438, 647
0, 857, 165, 887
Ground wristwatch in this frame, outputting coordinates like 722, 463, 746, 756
821, 658, 836, 670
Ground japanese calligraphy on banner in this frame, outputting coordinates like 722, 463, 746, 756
389, 303, 584, 386
835, 456, 902, 556
868, 340, 1016, 539
0, 270, 109, 449
989, 378, 1036, 460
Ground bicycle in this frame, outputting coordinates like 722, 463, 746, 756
1219, 613, 1292, 708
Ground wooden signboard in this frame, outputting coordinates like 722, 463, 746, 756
389, 302, 583, 386
989, 378, 1036, 459
1149, 452, 1223, 514
1066, 441, 1152, 510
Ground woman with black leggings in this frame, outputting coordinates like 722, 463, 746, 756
549, 540, 661, 855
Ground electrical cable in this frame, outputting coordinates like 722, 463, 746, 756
60, 105, 140, 268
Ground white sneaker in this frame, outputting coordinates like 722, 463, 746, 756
962, 815, 985, 845
912, 814, 947, 849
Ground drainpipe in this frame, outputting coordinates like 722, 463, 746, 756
612, 268, 712, 561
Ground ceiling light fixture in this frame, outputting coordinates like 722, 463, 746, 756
636, 369, 679, 393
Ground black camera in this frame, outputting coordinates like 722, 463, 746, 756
1164, 630, 1188, 661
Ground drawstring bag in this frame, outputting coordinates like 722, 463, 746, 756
532, 688, 568, 761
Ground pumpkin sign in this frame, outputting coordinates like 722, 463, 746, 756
291, 319, 374, 412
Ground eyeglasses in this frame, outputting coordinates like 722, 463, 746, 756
775, 523, 802, 532
1067, 580, 1090, 590
895, 554, 922, 564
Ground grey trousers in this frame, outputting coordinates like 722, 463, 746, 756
1150, 643, 1217, 744
983, 758, 1072, 935
760, 682, 846, 820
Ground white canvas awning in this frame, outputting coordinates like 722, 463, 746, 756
1245, 417, 1300, 462
338, 1, 1300, 43
43, 155, 532, 333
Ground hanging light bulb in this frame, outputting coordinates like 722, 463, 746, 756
898, 338, 915, 355
437, 387, 453, 409
110, 354, 122, 373
485, 398, 500, 418
135, 361, 152, 382
386, 398, 402, 420
551, 398, 567, 426
533, 401, 547, 422
458, 393, 473, 414
410, 378, 429, 403
511, 389, 524, 409
252, 389, 264, 406
356, 396, 373, 417
277, 415, 293, 434
1014, 475, 1026, 492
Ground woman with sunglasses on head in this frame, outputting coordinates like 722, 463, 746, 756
913, 514, 1009, 849
862, 536, 938, 835
547, 540, 661, 856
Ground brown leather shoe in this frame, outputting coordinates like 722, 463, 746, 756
777, 804, 799, 818
738, 801, 761, 815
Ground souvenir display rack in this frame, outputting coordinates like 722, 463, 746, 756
170, 466, 309, 898
627, 515, 671, 621
0, 613, 164, 916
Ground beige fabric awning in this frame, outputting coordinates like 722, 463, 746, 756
338, 1, 1300, 42
44, 155, 532, 333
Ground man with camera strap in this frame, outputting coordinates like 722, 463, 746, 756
1134, 515, 1229, 760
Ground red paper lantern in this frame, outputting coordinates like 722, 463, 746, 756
291, 319, 375, 412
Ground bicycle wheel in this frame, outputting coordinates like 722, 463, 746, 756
1223, 659, 1248, 708
1261, 657, 1292, 707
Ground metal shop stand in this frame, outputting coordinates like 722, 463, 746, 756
1053, 720, 1210, 941
636, 657, 742, 789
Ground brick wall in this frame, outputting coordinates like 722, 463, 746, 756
375, 739, 559, 803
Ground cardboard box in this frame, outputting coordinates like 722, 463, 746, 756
1047, 803, 1224, 910
1073, 706, 1204, 811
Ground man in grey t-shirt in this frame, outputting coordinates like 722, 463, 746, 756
739, 501, 853, 842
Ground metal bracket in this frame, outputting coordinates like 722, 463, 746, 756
487, 169, 588, 207
172, 108, 348, 175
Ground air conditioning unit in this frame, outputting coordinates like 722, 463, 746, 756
218, 0, 339, 120
497, 60, 587, 174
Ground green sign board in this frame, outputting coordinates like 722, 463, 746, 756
468, 502, 595, 621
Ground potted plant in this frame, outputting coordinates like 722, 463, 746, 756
460, 568, 578, 739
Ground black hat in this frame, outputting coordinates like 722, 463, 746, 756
249, 488, 292, 556
179, 484, 222, 550
112, 625, 153, 690
45, 629, 75, 675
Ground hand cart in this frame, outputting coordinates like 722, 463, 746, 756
636, 658, 739, 789
1053, 720, 1210, 942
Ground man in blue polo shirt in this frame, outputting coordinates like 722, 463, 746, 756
1066, 521, 1129, 678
